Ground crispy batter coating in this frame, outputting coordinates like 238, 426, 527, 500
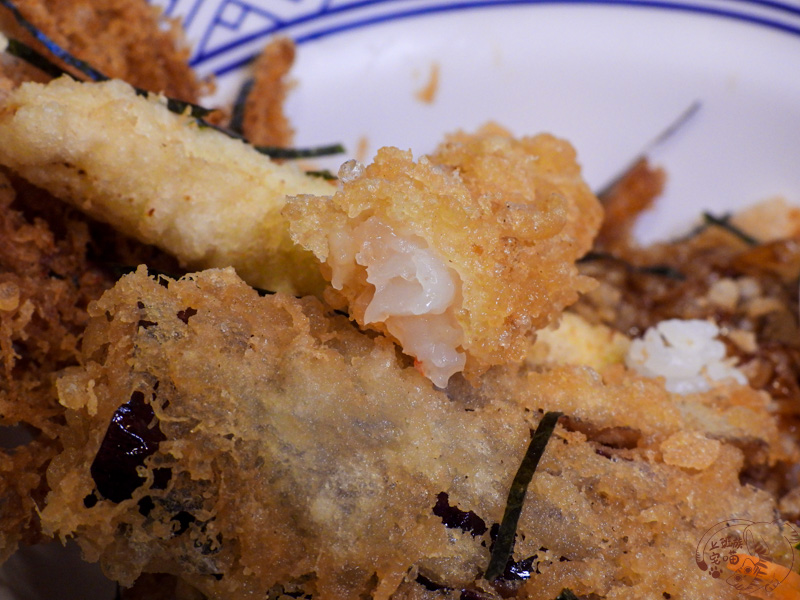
40, 267, 792, 600
0, 0, 204, 102
43, 268, 529, 598
241, 37, 296, 148
595, 157, 666, 254
0, 170, 121, 561
285, 125, 603, 385
0, 76, 336, 295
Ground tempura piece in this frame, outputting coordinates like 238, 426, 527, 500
41, 267, 792, 600
0, 76, 335, 295
284, 125, 603, 386
43, 267, 533, 599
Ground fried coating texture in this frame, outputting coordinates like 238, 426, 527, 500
40, 267, 792, 600
285, 125, 602, 384
0, 0, 203, 102
0, 76, 336, 295
240, 38, 296, 148
0, 169, 125, 561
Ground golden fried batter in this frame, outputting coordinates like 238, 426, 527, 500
285, 124, 602, 386
0, 170, 118, 561
39, 267, 792, 600
0, 76, 336, 295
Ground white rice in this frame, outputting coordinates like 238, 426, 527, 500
625, 318, 747, 395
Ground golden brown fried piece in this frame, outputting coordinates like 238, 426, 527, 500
241, 37, 296, 148
0, 170, 121, 561
42, 267, 531, 599
595, 157, 666, 254
0, 76, 336, 295
0, 0, 203, 101
285, 125, 603, 386
40, 267, 790, 600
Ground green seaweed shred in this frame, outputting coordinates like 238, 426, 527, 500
579, 251, 685, 281
2, 32, 214, 119
554, 589, 580, 600
595, 100, 703, 203
255, 143, 346, 160
306, 169, 338, 181
228, 78, 254, 136
701, 212, 759, 246
4, 37, 66, 78
0, 0, 106, 81
484, 411, 563, 582
595, 100, 701, 200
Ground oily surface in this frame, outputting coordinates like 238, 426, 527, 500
286, 125, 603, 380
39, 267, 794, 600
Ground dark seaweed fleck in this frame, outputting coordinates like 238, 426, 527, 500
228, 78, 254, 135
484, 411, 563, 582
177, 307, 198, 324
415, 573, 453, 592
90, 390, 166, 503
433, 491, 487, 537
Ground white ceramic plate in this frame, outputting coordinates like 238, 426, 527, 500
2, 1, 800, 598
153, 0, 800, 242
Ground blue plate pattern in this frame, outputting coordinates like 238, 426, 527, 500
150, 0, 800, 79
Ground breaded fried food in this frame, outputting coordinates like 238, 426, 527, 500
41, 267, 790, 600
0, 0, 203, 102
240, 37, 296, 148
284, 125, 603, 386
0, 76, 336, 295
0, 169, 127, 561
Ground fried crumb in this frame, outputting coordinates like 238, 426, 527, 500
415, 62, 439, 104
0, 0, 205, 101
241, 37, 296, 148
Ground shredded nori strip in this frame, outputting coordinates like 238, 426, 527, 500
554, 589, 580, 600
579, 251, 685, 281
484, 411, 563, 582
229, 77, 254, 135
254, 143, 346, 159
701, 212, 759, 246
0, 2, 342, 157
0, 0, 106, 81
596, 100, 701, 200
2, 30, 215, 119
198, 119, 345, 159
4, 37, 66, 78
305, 169, 338, 181
160, 94, 215, 120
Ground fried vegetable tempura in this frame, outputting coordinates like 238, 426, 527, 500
0, 76, 335, 295
285, 125, 602, 386
40, 267, 792, 600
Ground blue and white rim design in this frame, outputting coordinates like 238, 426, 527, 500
149, 0, 800, 79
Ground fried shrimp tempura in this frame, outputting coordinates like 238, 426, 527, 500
41, 267, 791, 600
284, 125, 602, 386
0, 76, 335, 295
